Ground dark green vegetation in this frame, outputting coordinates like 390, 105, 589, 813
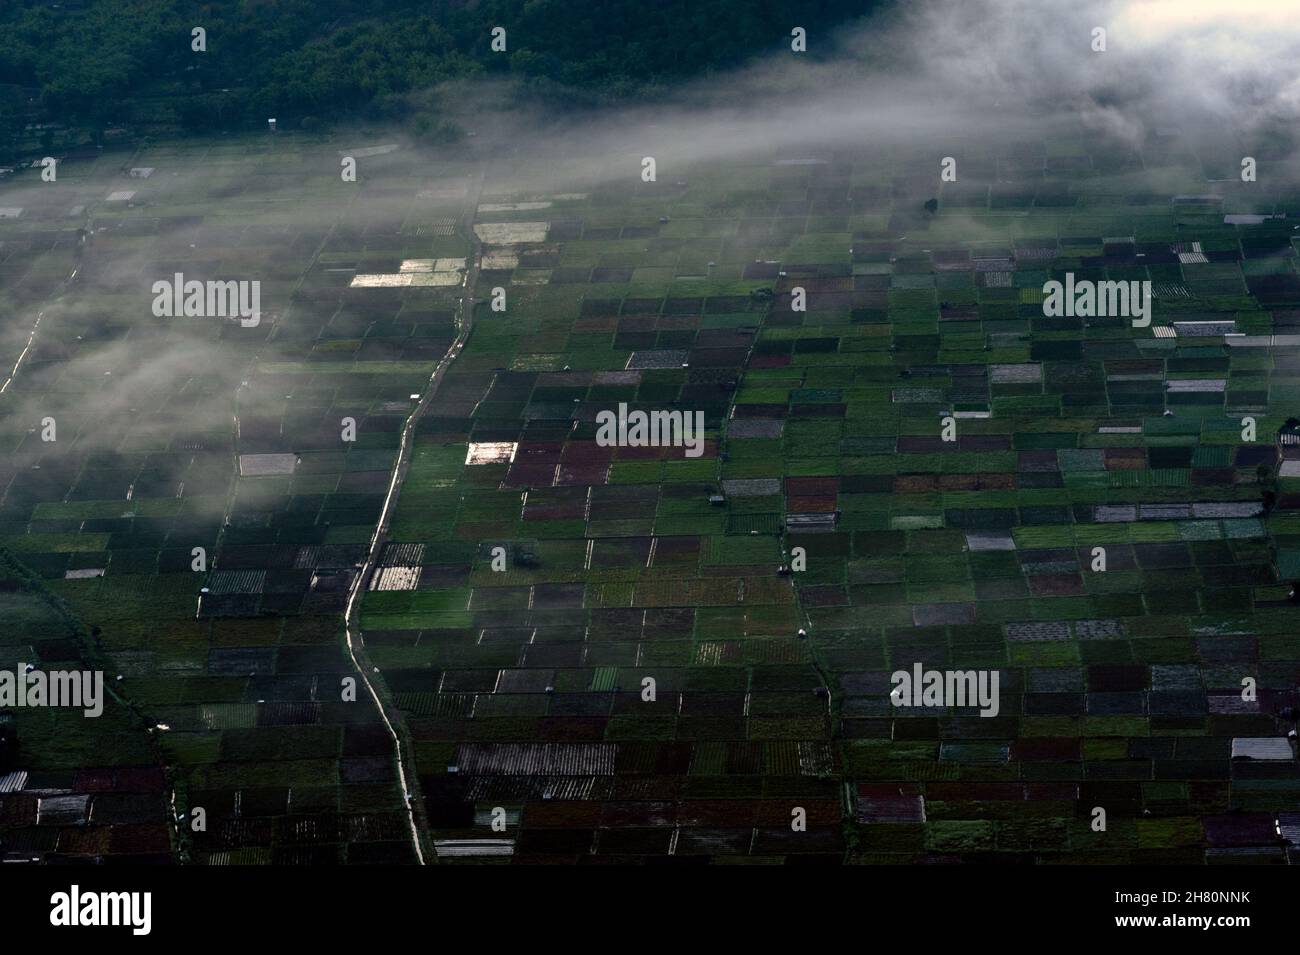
0, 140, 468, 863
0, 547, 172, 860
0, 0, 873, 157
2, 120, 1300, 863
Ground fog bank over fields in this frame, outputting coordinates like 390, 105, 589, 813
434, 0, 1300, 192
6, 0, 1300, 454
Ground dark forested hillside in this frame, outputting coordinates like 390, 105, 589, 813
0, 0, 875, 155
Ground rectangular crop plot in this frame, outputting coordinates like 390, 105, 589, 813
239, 453, 297, 476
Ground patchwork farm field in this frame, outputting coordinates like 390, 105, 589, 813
2, 123, 1299, 864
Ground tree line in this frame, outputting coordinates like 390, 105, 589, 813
0, 0, 874, 157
